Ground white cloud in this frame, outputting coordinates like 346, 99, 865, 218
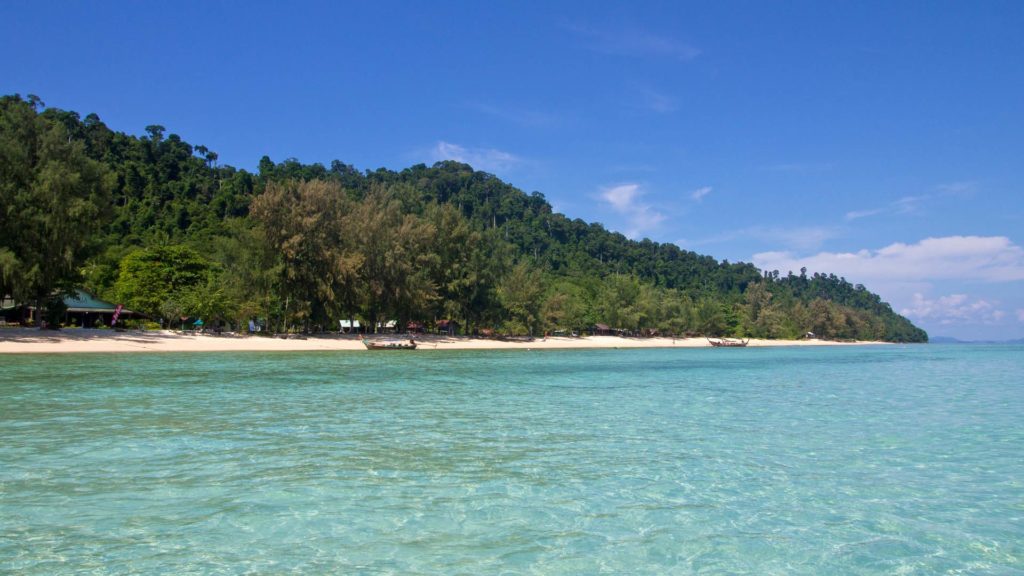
602, 183, 641, 212
690, 186, 712, 202
901, 293, 1005, 325
1017, 309, 1024, 323
600, 183, 666, 238
566, 23, 700, 61
430, 141, 520, 172
752, 236, 1024, 284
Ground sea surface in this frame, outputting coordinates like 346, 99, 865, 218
1, 345, 1022, 574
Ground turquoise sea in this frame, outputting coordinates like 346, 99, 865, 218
1, 345, 1022, 574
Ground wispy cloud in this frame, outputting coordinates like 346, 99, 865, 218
845, 194, 927, 220
844, 208, 884, 220
566, 23, 700, 61
600, 183, 666, 238
467, 102, 558, 127
681, 225, 839, 252
1017, 309, 1024, 323
429, 141, 520, 173
638, 87, 677, 113
901, 293, 1005, 325
762, 162, 835, 173
752, 236, 1024, 284
690, 186, 712, 202
845, 182, 977, 221
936, 181, 978, 196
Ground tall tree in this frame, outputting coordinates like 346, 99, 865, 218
211, 218, 283, 329
541, 279, 592, 334
497, 261, 544, 335
347, 185, 437, 331
423, 202, 508, 331
250, 179, 362, 331
0, 95, 113, 322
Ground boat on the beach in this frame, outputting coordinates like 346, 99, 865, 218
362, 338, 417, 350
707, 337, 749, 347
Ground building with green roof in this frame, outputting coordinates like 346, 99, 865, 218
0, 289, 142, 327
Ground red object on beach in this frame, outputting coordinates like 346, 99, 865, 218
111, 304, 124, 327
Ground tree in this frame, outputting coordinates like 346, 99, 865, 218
211, 218, 283, 331
250, 179, 362, 331
742, 281, 784, 338
0, 94, 113, 323
112, 244, 213, 320
424, 202, 508, 331
696, 298, 727, 336
497, 261, 544, 335
541, 279, 592, 333
346, 185, 436, 331
177, 276, 231, 327
593, 274, 643, 331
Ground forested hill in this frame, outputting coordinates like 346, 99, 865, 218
0, 94, 927, 342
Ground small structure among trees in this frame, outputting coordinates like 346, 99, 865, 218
436, 319, 458, 336
1, 289, 143, 328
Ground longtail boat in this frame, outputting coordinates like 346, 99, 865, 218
363, 338, 417, 350
707, 337, 749, 347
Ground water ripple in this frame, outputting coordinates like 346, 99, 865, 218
2, 346, 1023, 574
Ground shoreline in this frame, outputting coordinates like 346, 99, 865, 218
0, 328, 889, 354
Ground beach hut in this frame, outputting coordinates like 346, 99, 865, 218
0, 290, 141, 328
436, 319, 458, 336
591, 323, 612, 336
339, 319, 361, 334
57, 289, 142, 328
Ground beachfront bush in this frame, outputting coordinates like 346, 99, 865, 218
502, 320, 530, 337
42, 296, 68, 328
124, 319, 162, 330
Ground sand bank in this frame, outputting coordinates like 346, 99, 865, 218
0, 328, 887, 354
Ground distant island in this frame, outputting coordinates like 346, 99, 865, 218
0, 94, 927, 343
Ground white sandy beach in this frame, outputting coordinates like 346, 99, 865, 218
0, 328, 887, 354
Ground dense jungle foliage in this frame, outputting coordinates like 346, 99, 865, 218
0, 94, 927, 342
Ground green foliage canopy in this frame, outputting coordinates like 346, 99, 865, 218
0, 95, 927, 342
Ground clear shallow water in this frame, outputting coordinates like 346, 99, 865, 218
1, 345, 1022, 574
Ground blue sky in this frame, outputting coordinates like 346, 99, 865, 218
3, 1, 1023, 339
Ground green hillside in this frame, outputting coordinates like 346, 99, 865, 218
0, 94, 927, 342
